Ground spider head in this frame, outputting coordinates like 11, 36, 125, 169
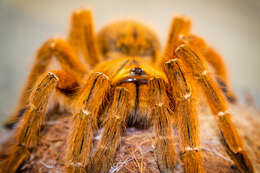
97, 20, 161, 61
130, 67, 145, 76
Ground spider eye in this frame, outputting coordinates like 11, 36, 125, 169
130, 67, 145, 75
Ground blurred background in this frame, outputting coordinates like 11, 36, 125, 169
0, 0, 259, 123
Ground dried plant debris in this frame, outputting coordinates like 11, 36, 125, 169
0, 104, 259, 173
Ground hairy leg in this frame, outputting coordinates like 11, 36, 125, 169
161, 16, 236, 102
165, 59, 205, 173
86, 87, 129, 173
164, 16, 191, 58
5, 38, 86, 128
180, 34, 237, 102
176, 44, 255, 173
148, 77, 176, 172
68, 9, 101, 67
66, 72, 111, 173
158, 16, 191, 66
0, 70, 79, 173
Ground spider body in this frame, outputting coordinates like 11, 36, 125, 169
97, 20, 160, 59
94, 56, 167, 129
94, 21, 166, 129
0, 9, 255, 173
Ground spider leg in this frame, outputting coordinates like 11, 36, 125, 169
4, 38, 86, 129
66, 72, 111, 173
181, 34, 237, 102
148, 78, 176, 172
158, 16, 191, 65
165, 59, 205, 173
162, 16, 236, 103
176, 44, 255, 173
86, 87, 129, 173
68, 9, 101, 67
0, 70, 79, 173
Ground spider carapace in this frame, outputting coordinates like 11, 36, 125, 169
0, 9, 255, 173
94, 21, 168, 129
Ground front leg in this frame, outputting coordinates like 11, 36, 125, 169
165, 59, 205, 173
0, 70, 77, 173
148, 78, 176, 173
86, 87, 129, 173
66, 72, 111, 173
176, 44, 255, 173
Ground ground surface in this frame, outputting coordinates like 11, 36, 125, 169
0, 103, 260, 173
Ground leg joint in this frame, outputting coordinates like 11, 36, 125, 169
181, 147, 199, 155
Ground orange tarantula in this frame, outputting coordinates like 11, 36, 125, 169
0, 8, 255, 173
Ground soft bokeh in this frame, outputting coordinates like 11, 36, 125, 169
0, 0, 259, 122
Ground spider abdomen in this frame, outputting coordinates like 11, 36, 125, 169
97, 20, 161, 60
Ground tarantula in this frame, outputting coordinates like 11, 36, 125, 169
0, 8, 255, 173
